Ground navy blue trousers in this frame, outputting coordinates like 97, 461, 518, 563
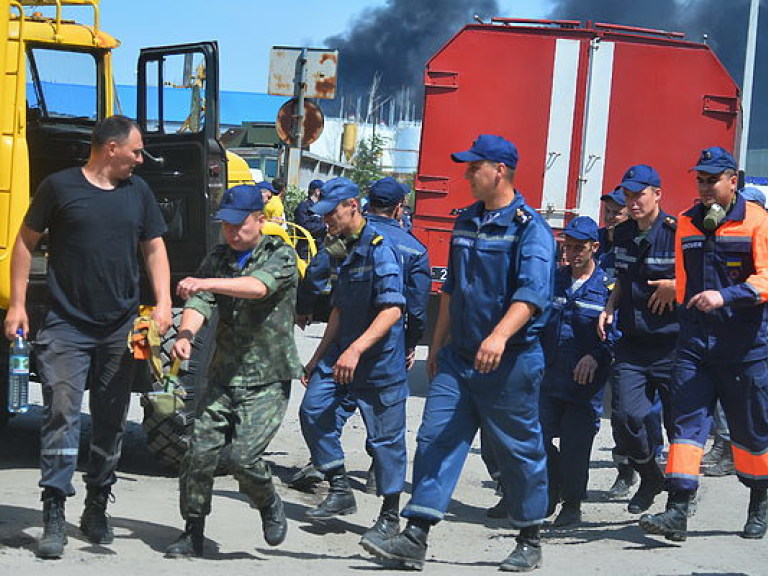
403, 344, 548, 527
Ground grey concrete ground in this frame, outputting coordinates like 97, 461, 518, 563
0, 324, 765, 575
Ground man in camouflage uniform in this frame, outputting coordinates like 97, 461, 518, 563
165, 185, 303, 558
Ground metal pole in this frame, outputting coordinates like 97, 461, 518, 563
286, 48, 308, 188
739, 0, 760, 171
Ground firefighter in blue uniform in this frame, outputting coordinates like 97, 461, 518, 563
598, 164, 678, 515
366, 177, 431, 365
596, 187, 627, 283
641, 147, 768, 542
361, 134, 555, 572
298, 178, 409, 544
540, 216, 612, 528
291, 178, 430, 495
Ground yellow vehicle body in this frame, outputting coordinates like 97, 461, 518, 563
0, 0, 313, 312
0, 1, 119, 309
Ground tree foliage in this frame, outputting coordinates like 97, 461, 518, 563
350, 134, 385, 192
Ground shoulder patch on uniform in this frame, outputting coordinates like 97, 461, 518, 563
371, 235, 384, 246
515, 207, 532, 225
663, 216, 677, 230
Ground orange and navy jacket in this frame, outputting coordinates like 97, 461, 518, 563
676, 192, 768, 361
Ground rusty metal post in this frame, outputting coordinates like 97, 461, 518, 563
285, 49, 308, 188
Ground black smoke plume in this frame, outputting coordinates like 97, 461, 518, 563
547, 0, 768, 149
323, 0, 498, 121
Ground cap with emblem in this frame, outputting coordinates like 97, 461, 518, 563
740, 186, 766, 207
691, 146, 737, 174
451, 134, 519, 168
621, 164, 661, 193
214, 185, 265, 224
369, 177, 409, 207
562, 216, 599, 241
600, 186, 626, 207
310, 177, 360, 216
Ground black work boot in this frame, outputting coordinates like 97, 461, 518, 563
287, 461, 324, 493
627, 459, 664, 514
703, 442, 734, 477
639, 491, 689, 542
80, 486, 114, 544
37, 489, 68, 559
701, 434, 727, 466
361, 493, 400, 547
606, 462, 637, 499
500, 524, 542, 572
552, 502, 581, 528
306, 467, 357, 520
743, 488, 768, 539
260, 493, 288, 546
360, 519, 429, 571
487, 495, 507, 518
165, 517, 205, 558
365, 461, 378, 495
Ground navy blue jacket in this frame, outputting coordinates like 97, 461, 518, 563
613, 211, 679, 348
443, 193, 556, 358
541, 265, 612, 405
319, 223, 406, 387
294, 198, 326, 240
367, 214, 430, 349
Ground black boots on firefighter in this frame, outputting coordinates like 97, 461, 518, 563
500, 524, 543, 572
639, 490, 689, 542
306, 466, 357, 520
627, 459, 664, 514
360, 517, 430, 571
702, 436, 735, 477
743, 488, 768, 539
259, 493, 288, 546
165, 516, 205, 558
37, 489, 68, 559
80, 485, 114, 545
606, 461, 637, 499
360, 493, 401, 549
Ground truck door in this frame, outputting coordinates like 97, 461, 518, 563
135, 42, 227, 297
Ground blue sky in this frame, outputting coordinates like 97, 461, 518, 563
97, 0, 552, 93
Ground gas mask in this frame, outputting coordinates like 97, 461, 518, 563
324, 232, 360, 260
702, 202, 727, 231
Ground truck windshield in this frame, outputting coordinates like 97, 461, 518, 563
26, 47, 98, 121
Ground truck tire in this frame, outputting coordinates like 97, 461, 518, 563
141, 308, 224, 472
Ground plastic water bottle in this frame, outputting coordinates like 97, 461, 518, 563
7, 329, 30, 414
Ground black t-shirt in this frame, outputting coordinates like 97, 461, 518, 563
25, 167, 167, 329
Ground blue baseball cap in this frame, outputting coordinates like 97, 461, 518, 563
308, 179, 324, 191
369, 177, 409, 207
256, 181, 276, 194
740, 186, 766, 207
621, 164, 661, 193
214, 185, 265, 224
563, 216, 599, 241
691, 146, 737, 174
451, 134, 519, 169
311, 177, 359, 216
600, 186, 626, 207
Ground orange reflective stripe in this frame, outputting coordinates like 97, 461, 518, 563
732, 444, 768, 479
666, 442, 704, 477
675, 213, 695, 304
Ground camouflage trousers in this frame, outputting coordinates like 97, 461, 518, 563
179, 380, 291, 518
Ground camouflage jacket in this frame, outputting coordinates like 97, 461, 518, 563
185, 234, 303, 386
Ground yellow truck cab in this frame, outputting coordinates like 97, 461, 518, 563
0, 2, 312, 462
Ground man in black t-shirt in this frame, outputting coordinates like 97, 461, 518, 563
4, 115, 171, 559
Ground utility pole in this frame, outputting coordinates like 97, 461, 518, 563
285, 48, 308, 188
739, 0, 760, 171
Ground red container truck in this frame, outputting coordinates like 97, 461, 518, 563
412, 18, 741, 291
